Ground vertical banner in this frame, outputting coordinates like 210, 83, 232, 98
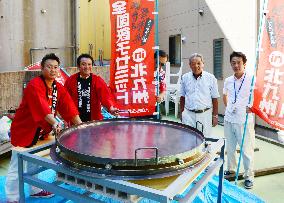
109, 0, 156, 117
252, 0, 284, 130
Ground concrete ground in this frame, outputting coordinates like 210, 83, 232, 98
213, 125, 284, 203
163, 113, 284, 203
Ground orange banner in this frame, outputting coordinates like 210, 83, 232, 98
109, 0, 156, 117
252, 0, 284, 130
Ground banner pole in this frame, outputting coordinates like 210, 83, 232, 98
234, 0, 268, 185
155, 0, 160, 119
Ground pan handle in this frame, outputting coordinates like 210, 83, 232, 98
134, 147, 159, 166
117, 109, 131, 118
196, 121, 204, 133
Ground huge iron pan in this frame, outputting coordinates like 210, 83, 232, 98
50, 119, 208, 180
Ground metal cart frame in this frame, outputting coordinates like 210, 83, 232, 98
18, 138, 225, 203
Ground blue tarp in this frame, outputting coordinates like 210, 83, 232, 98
0, 169, 264, 203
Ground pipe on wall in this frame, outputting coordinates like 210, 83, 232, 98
29, 46, 75, 64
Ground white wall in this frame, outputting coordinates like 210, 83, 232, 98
159, 0, 258, 115
0, 0, 75, 72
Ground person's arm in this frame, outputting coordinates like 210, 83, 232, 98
179, 75, 186, 114
26, 81, 52, 123
222, 78, 228, 107
44, 114, 61, 134
157, 91, 166, 103
157, 70, 167, 103
96, 76, 116, 111
71, 115, 82, 125
210, 76, 219, 127
223, 94, 228, 107
212, 98, 218, 127
180, 96, 185, 113
44, 114, 58, 125
45, 114, 82, 134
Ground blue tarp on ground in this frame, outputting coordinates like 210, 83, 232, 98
0, 169, 264, 203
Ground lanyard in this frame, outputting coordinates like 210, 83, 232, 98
77, 74, 92, 112
40, 75, 57, 115
50, 82, 57, 115
233, 73, 246, 104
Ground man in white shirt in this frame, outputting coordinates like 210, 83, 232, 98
180, 53, 219, 138
223, 51, 255, 189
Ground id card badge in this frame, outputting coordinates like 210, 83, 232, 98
228, 103, 237, 114
232, 106, 237, 114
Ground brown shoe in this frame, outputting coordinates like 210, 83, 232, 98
224, 170, 236, 176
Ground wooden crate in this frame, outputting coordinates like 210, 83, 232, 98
0, 70, 42, 114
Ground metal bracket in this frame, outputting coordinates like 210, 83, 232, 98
196, 121, 204, 133
135, 147, 159, 166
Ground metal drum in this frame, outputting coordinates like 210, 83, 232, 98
50, 119, 207, 180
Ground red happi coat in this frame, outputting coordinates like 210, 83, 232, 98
10, 77, 79, 147
64, 73, 115, 121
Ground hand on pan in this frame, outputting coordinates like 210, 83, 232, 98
52, 122, 62, 135
212, 116, 218, 127
109, 106, 119, 117
156, 92, 165, 103
156, 95, 163, 103
246, 106, 252, 113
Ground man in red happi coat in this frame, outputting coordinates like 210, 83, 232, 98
5, 53, 82, 202
65, 53, 118, 122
